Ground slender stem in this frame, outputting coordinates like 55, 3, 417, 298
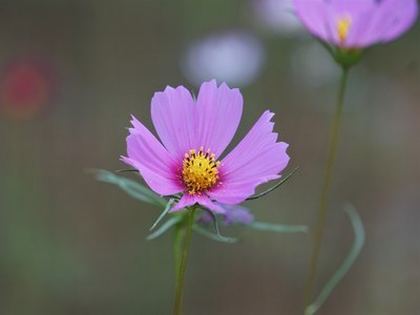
303, 67, 350, 311
173, 207, 196, 315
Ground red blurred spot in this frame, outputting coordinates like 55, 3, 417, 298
0, 57, 56, 120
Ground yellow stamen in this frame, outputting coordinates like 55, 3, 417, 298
337, 15, 352, 44
182, 147, 220, 195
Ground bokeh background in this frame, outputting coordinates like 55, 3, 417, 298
1, 1, 419, 314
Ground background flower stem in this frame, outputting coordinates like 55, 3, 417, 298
173, 207, 196, 315
303, 66, 350, 311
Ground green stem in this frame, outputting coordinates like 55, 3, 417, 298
173, 207, 196, 315
303, 67, 350, 311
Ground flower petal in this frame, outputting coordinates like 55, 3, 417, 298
169, 194, 197, 212
170, 194, 225, 213
293, 0, 332, 43
375, 0, 418, 44
339, 0, 418, 48
208, 110, 290, 204
151, 85, 197, 160
198, 203, 253, 225
196, 195, 225, 214
122, 116, 183, 196
326, 1, 377, 48
221, 204, 254, 225
196, 80, 243, 158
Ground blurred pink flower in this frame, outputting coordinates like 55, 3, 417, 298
293, 0, 418, 48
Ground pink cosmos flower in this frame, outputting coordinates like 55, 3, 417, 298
122, 80, 290, 213
293, 0, 418, 49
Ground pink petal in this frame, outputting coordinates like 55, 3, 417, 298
151, 85, 197, 160
169, 194, 197, 212
170, 194, 225, 213
325, 1, 377, 48
122, 116, 183, 196
340, 0, 417, 48
196, 195, 225, 214
376, 0, 418, 44
293, 0, 332, 43
208, 110, 290, 204
196, 80, 243, 158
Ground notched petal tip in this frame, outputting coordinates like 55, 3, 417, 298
279, 141, 290, 149
128, 115, 147, 135
151, 85, 182, 102
203, 78, 218, 86
120, 155, 129, 163
219, 81, 234, 91
262, 109, 275, 121
198, 79, 243, 96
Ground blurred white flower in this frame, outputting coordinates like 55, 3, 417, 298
181, 31, 265, 87
251, 0, 303, 36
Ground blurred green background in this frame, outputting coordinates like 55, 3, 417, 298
0, 1, 419, 314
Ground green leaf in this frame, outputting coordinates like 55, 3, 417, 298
193, 225, 237, 243
305, 204, 365, 315
146, 216, 182, 241
246, 167, 299, 201
150, 198, 176, 231
249, 221, 308, 234
115, 168, 139, 173
94, 169, 166, 207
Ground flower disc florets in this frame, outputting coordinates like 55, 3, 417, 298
182, 147, 220, 195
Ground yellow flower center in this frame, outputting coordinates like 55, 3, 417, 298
337, 15, 352, 44
182, 147, 220, 195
